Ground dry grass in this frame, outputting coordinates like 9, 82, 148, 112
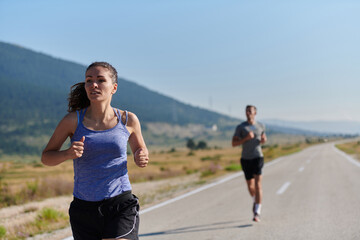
0, 143, 310, 209
335, 141, 360, 160
4, 207, 69, 239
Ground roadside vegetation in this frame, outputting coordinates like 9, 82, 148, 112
335, 140, 360, 161
1, 207, 68, 239
0, 140, 322, 208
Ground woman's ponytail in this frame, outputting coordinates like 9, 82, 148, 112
68, 82, 90, 112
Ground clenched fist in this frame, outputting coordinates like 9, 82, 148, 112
134, 148, 149, 168
67, 136, 85, 159
246, 131, 255, 140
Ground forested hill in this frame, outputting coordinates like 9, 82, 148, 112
0, 41, 238, 155
0, 41, 235, 126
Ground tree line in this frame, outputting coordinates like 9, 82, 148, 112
186, 138, 208, 150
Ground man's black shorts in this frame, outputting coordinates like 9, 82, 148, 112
241, 157, 264, 180
69, 191, 139, 240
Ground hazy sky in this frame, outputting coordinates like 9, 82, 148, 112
1, 0, 359, 122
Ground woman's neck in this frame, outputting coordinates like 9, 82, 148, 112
87, 103, 114, 123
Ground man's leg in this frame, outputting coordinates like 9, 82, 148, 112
254, 174, 262, 204
241, 158, 257, 215
245, 178, 256, 214
253, 174, 262, 222
245, 178, 256, 198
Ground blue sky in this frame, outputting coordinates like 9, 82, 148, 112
1, 0, 359, 122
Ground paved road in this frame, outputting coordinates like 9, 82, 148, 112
139, 143, 360, 240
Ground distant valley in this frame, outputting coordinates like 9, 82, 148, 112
263, 119, 360, 135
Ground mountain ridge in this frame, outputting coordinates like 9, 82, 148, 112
0, 41, 237, 126
0, 41, 239, 155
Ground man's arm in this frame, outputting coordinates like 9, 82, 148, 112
232, 131, 254, 147
260, 132, 267, 144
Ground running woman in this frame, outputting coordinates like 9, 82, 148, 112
42, 62, 149, 240
232, 105, 267, 222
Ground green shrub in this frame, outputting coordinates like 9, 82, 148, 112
0, 225, 6, 238
201, 163, 221, 178
281, 145, 295, 151
197, 141, 207, 149
38, 208, 64, 222
187, 151, 195, 156
35, 208, 66, 229
26, 181, 39, 197
201, 154, 221, 161
201, 170, 215, 178
225, 164, 242, 171
185, 169, 198, 175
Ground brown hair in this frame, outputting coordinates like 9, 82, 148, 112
246, 105, 257, 112
67, 62, 118, 112
86, 62, 118, 84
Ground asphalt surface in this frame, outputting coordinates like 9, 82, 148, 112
139, 143, 360, 240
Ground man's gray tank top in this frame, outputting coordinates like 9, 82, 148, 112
71, 108, 131, 201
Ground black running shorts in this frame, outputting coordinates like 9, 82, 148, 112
69, 191, 139, 240
241, 157, 264, 180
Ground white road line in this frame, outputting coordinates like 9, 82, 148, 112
277, 182, 291, 195
333, 145, 360, 168
140, 156, 286, 215
140, 171, 244, 214
265, 157, 284, 167
298, 166, 305, 172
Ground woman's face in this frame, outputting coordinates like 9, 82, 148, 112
84, 66, 117, 102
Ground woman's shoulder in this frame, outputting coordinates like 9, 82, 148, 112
126, 111, 140, 125
51, 111, 78, 136
63, 111, 78, 121
60, 111, 78, 128
127, 111, 139, 123
114, 108, 139, 126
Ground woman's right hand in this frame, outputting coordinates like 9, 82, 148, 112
67, 136, 85, 159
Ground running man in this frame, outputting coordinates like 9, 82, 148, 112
232, 105, 267, 222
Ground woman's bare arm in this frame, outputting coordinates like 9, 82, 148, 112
41, 112, 83, 166
126, 112, 149, 168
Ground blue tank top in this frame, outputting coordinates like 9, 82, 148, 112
71, 108, 131, 201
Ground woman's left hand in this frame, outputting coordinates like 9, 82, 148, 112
134, 148, 149, 168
